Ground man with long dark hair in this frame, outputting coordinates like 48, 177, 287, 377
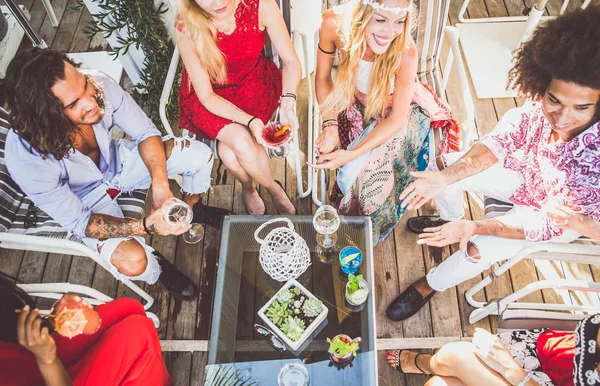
0, 48, 218, 299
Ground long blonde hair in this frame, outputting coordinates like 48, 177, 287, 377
322, 1, 413, 121
177, 0, 246, 84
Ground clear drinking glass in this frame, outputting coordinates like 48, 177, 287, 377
313, 205, 341, 263
161, 198, 204, 244
262, 121, 292, 159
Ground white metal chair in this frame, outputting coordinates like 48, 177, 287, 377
159, 0, 313, 200
465, 197, 600, 324
310, 0, 476, 206
0, 108, 158, 326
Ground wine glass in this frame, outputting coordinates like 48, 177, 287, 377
313, 205, 341, 264
262, 121, 292, 159
162, 198, 204, 244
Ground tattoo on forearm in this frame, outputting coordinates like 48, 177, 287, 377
474, 219, 525, 239
443, 144, 497, 185
85, 214, 144, 239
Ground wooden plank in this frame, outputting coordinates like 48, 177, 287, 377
37, 253, 72, 309
68, 3, 93, 53
0, 249, 25, 278
164, 352, 192, 386
37, 0, 72, 50
286, 76, 313, 216
190, 351, 208, 385
373, 231, 402, 338
17, 251, 48, 284
393, 210, 433, 338
194, 183, 233, 339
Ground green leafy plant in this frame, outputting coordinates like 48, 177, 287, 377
291, 287, 301, 296
266, 300, 291, 326
327, 336, 359, 358
302, 297, 323, 318
280, 316, 305, 341
346, 274, 364, 296
204, 364, 257, 386
76, 0, 179, 134
276, 288, 294, 304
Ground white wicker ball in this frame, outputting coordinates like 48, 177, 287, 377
254, 218, 311, 282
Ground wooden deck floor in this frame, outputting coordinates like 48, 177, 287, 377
2, 0, 598, 385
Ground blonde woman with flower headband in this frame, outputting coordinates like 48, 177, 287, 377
310, 0, 459, 243
175, 0, 302, 215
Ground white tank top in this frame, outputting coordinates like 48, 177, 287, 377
355, 59, 395, 94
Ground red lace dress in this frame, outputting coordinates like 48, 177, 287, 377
177, 0, 282, 139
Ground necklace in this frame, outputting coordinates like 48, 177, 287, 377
214, 16, 236, 35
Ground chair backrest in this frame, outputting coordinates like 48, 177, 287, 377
413, 0, 451, 96
0, 108, 23, 232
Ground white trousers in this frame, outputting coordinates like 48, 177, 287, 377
425, 152, 580, 292
81, 136, 213, 284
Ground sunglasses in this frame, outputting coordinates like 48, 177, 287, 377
254, 323, 286, 352
24, 202, 40, 229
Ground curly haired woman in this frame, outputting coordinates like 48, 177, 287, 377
310, 0, 460, 243
175, 0, 301, 215
387, 4, 600, 322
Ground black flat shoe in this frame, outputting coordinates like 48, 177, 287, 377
386, 285, 436, 321
154, 250, 198, 301
407, 216, 449, 234
192, 200, 233, 229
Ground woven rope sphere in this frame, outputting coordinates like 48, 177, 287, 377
255, 219, 311, 282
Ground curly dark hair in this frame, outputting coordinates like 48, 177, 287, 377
0, 48, 81, 160
508, 4, 600, 100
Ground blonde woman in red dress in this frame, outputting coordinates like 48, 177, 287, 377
176, 0, 302, 215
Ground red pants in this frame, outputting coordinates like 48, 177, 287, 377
0, 298, 171, 386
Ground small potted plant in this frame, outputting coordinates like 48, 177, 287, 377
327, 334, 361, 363
258, 279, 328, 350
345, 274, 369, 311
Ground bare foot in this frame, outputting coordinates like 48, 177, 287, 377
243, 189, 265, 215
386, 350, 431, 374
272, 192, 296, 215
271, 182, 296, 215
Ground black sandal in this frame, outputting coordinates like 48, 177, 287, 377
388, 350, 432, 375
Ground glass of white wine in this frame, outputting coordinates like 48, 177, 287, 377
313, 205, 341, 264
161, 198, 204, 244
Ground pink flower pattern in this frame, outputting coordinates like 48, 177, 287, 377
479, 101, 600, 241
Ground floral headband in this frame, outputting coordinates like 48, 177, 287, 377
355, 0, 411, 15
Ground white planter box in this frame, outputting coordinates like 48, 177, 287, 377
258, 279, 328, 351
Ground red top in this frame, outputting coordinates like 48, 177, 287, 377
177, 0, 282, 139
537, 329, 575, 386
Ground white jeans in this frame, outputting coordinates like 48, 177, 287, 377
425, 152, 580, 292
81, 136, 214, 284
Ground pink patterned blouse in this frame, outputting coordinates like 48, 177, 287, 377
479, 100, 600, 242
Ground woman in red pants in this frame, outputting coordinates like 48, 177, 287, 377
0, 275, 171, 386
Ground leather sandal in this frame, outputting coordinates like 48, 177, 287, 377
388, 350, 432, 375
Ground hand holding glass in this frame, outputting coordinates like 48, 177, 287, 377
162, 198, 204, 244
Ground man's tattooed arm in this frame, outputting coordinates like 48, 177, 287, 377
473, 219, 525, 239
85, 214, 146, 239
441, 143, 498, 185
